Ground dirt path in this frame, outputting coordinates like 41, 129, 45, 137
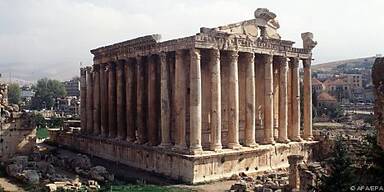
0, 177, 25, 192
174, 180, 236, 192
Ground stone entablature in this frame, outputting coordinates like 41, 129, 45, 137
77, 8, 318, 183
91, 34, 311, 65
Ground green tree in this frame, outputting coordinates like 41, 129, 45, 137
33, 113, 47, 128
30, 78, 66, 110
7, 83, 21, 104
319, 135, 355, 192
355, 133, 384, 185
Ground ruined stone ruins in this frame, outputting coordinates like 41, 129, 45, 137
372, 57, 384, 150
0, 79, 36, 161
51, 9, 319, 183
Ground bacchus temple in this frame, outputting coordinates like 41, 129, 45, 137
51, 9, 318, 183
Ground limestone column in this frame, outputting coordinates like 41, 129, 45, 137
86, 67, 93, 134
136, 57, 147, 144
244, 52, 257, 147
277, 57, 290, 143
174, 50, 187, 150
108, 63, 117, 138
287, 63, 292, 140
263, 54, 274, 144
148, 55, 159, 146
125, 59, 136, 142
116, 60, 126, 140
159, 53, 171, 147
273, 61, 279, 139
290, 58, 302, 141
209, 49, 222, 151
189, 48, 203, 154
288, 155, 304, 190
303, 59, 314, 140
93, 65, 101, 136
80, 68, 87, 134
227, 51, 241, 149
100, 64, 108, 137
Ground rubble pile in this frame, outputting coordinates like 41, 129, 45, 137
4, 151, 113, 191
228, 163, 326, 192
298, 163, 325, 191
44, 178, 100, 191
229, 171, 290, 192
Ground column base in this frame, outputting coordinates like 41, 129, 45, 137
126, 137, 136, 143
277, 138, 290, 144
228, 143, 242, 150
210, 144, 223, 152
290, 137, 303, 142
108, 134, 117, 139
189, 146, 203, 155
173, 144, 188, 152
261, 140, 276, 145
244, 142, 259, 148
158, 142, 172, 148
135, 139, 148, 145
148, 142, 158, 146
303, 136, 314, 141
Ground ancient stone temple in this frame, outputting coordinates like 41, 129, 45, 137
52, 9, 318, 183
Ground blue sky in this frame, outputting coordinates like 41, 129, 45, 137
0, 0, 383, 81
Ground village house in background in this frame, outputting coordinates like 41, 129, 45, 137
50, 9, 318, 184
63, 77, 80, 97
312, 56, 376, 104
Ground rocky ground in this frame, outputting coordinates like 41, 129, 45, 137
226, 162, 325, 192
3, 145, 114, 191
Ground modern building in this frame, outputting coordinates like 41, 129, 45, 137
312, 78, 324, 93
63, 78, 80, 97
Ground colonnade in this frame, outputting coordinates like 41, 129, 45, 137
80, 48, 313, 154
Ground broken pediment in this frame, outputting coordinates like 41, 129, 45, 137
199, 8, 281, 40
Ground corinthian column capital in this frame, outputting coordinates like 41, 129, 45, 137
303, 58, 311, 68
290, 57, 300, 68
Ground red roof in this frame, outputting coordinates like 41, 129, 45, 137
323, 78, 347, 86
312, 78, 323, 85
317, 92, 337, 102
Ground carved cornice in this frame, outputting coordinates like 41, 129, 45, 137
91, 30, 311, 64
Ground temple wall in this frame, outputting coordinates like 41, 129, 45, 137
49, 131, 318, 184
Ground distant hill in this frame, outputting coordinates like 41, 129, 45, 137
312, 56, 376, 73
0, 77, 34, 86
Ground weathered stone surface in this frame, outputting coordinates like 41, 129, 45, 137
230, 181, 247, 192
6, 163, 23, 177
89, 166, 114, 182
373, 57, 384, 150
69, 154, 91, 170
21, 169, 40, 184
